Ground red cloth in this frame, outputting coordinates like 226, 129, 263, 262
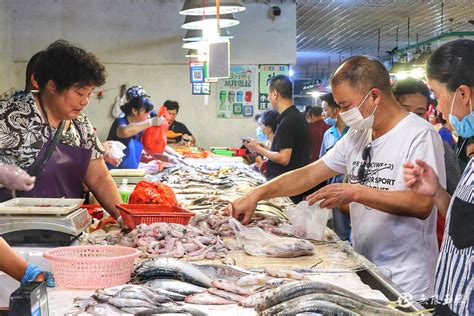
437, 211, 445, 250
308, 120, 330, 162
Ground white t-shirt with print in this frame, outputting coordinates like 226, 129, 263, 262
322, 113, 446, 299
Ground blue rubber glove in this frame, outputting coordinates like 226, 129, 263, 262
21, 264, 55, 287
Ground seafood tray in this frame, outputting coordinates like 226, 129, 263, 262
117, 204, 195, 229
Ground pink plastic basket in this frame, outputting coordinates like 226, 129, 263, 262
43, 245, 140, 289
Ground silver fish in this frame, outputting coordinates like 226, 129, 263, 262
185, 292, 235, 305
85, 302, 124, 315
99, 284, 130, 296
135, 257, 212, 288
116, 287, 172, 304
135, 305, 208, 316
235, 273, 271, 287
211, 279, 251, 296
239, 289, 274, 308
207, 288, 246, 302
256, 280, 387, 312
263, 293, 404, 315
277, 299, 359, 316
146, 279, 207, 296
108, 297, 156, 309
264, 267, 306, 280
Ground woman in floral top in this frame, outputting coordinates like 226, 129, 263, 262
0, 40, 123, 224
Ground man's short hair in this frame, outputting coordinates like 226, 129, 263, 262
267, 75, 293, 99
319, 92, 339, 109
330, 56, 391, 94
163, 100, 180, 112
306, 106, 323, 117
392, 78, 431, 106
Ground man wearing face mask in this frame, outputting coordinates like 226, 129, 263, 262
243, 75, 310, 203
230, 56, 445, 300
319, 92, 350, 241
403, 39, 473, 315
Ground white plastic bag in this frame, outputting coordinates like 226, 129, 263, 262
228, 218, 314, 258
286, 201, 330, 240
102, 140, 126, 166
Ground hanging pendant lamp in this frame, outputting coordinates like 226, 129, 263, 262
183, 28, 233, 41
180, 0, 245, 16
181, 14, 240, 29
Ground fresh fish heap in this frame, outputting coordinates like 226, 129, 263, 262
189, 202, 288, 238
243, 280, 406, 315
134, 258, 252, 305
74, 284, 206, 315
113, 222, 231, 260
229, 218, 314, 258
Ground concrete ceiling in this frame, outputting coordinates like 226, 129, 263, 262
253, 0, 474, 78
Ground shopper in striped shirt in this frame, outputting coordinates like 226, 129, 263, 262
403, 39, 473, 315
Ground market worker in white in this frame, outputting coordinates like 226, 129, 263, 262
229, 56, 446, 299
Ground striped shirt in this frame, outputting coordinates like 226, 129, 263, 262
435, 158, 474, 315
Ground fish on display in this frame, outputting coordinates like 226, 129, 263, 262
185, 292, 236, 305
261, 293, 405, 315
134, 305, 208, 316
256, 280, 391, 312
207, 288, 247, 302
134, 257, 212, 288
146, 279, 207, 296
277, 299, 359, 316
211, 279, 251, 296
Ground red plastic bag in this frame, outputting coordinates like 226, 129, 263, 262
128, 181, 178, 206
142, 106, 169, 154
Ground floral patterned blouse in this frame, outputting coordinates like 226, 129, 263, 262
0, 93, 104, 170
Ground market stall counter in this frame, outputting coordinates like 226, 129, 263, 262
2, 159, 422, 315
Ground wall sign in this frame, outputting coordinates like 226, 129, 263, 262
192, 82, 211, 95
190, 62, 205, 83
216, 65, 257, 118
258, 64, 289, 110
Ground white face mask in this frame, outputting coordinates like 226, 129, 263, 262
339, 90, 377, 131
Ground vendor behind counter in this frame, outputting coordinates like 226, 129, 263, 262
0, 40, 122, 223
107, 96, 164, 169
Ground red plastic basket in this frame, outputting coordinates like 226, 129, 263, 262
116, 204, 195, 229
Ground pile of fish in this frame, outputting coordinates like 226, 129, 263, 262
75, 284, 206, 315
87, 222, 232, 260
188, 202, 288, 238
241, 280, 406, 315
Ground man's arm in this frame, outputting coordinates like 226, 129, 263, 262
84, 158, 121, 220
231, 160, 338, 224
244, 140, 292, 166
308, 184, 434, 219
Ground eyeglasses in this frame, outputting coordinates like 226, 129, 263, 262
357, 142, 372, 184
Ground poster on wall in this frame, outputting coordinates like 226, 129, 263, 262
190, 62, 205, 83
216, 65, 257, 118
258, 64, 289, 110
192, 82, 211, 95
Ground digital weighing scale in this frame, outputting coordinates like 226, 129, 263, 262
0, 198, 92, 246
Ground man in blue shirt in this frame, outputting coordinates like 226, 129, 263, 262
319, 92, 350, 241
